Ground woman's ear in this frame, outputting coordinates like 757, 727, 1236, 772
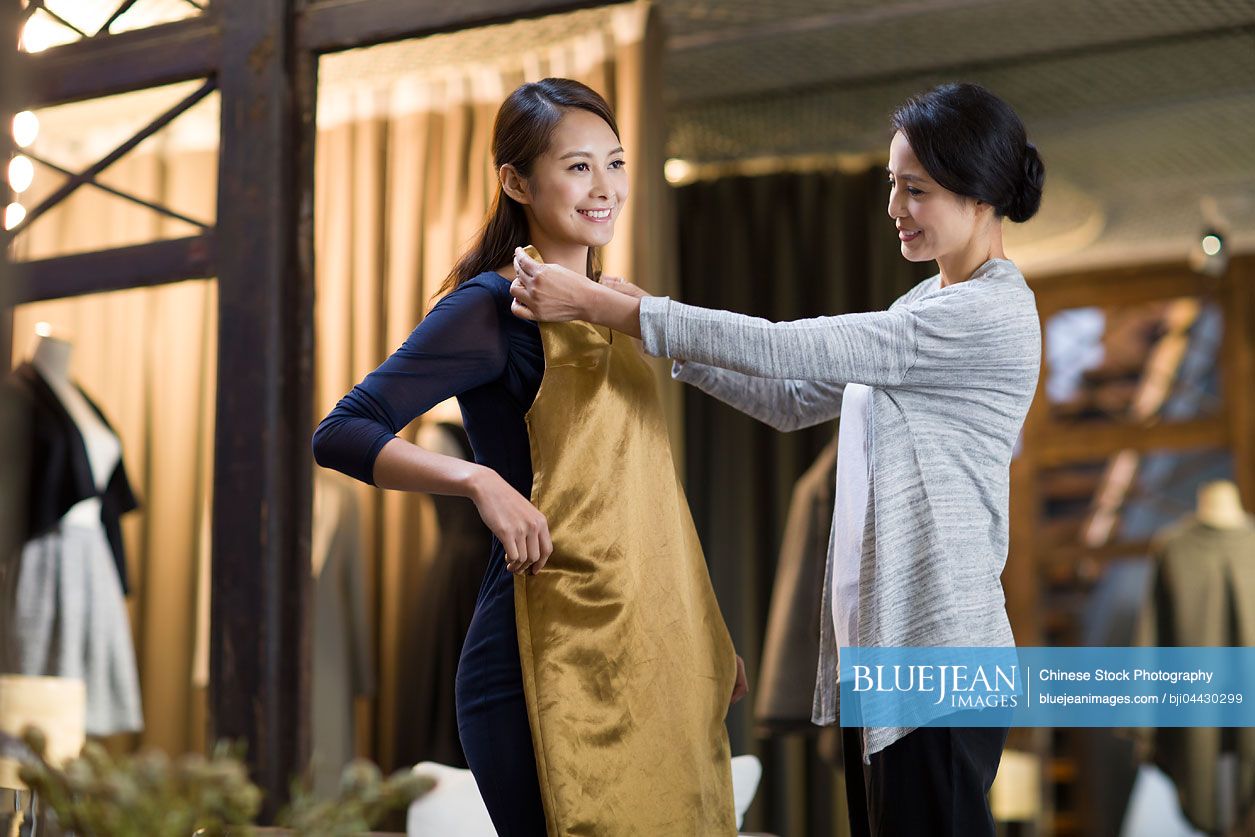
499, 164, 530, 205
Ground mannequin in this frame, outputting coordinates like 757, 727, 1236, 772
2, 326, 143, 737
1196, 480, 1251, 530
29, 331, 122, 529
1132, 477, 1255, 833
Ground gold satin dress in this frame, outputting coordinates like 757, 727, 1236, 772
515, 318, 738, 836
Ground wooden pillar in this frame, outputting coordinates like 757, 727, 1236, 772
210, 0, 316, 816
1007, 317, 1047, 648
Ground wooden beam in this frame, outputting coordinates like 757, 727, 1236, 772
1035, 417, 1227, 468
1031, 260, 1220, 316
10, 79, 216, 235
210, 0, 312, 818
298, 0, 613, 53
9, 235, 216, 304
19, 15, 219, 108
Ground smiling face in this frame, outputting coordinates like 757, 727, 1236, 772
886, 131, 983, 264
514, 108, 628, 254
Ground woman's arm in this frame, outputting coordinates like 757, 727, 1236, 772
510, 249, 911, 387
312, 284, 506, 484
510, 248, 644, 337
674, 361, 844, 432
511, 248, 1038, 391
507, 263, 843, 428
312, 283, 552, 574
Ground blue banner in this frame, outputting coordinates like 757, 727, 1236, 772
837, 647, 1255, 727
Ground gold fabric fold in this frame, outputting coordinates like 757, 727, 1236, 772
516, 319, 737, 836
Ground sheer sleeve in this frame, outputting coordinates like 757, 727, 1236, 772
312, 283, 507, 485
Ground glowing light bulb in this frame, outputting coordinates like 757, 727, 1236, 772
13, 112, 39, 148
8, 155, 34, 193
664, 158, 693, 184
4, 202, 26, 230
1201, 234, 1222, 256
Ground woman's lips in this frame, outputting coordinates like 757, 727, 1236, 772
899, 229, 922, 242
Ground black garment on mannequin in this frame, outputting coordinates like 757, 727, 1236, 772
7, 363, 139, 592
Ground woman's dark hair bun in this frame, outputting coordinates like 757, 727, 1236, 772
1005, 141, 1044, 223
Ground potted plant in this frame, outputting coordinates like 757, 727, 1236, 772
11, 727, 432, 836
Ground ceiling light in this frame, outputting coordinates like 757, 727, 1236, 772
1190, 227, 1228, 277
664, 158, 693, 185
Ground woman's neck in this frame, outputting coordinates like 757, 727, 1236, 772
30, 334, 73, 382
936, 223, 1006, 288
527, 230, 591, 278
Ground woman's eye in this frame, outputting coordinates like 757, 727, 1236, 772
570, 162, 590, 172
888, 178, 923, 197
610, 159, 626, 169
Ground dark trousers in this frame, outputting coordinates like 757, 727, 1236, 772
842, 717, 1009, 837
456, 553, 548, 837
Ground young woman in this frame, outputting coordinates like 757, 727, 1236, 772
510, 82, 1046, 837
313, 78, 745, 837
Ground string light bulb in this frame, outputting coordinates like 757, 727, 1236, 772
4, 202, 26, 231
8, 155, 34, 193
13, 112, 39, 148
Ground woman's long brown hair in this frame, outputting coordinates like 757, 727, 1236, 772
439, 78, 620, 296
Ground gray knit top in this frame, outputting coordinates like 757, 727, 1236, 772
638, 257, 1041, 758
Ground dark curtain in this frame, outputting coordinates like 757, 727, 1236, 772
676, 168, 933, 837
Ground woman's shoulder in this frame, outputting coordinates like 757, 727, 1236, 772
427, 271, 536, 341
915, 260, 1032, 309
452, 270, 512, 299
431, 271, 512, 314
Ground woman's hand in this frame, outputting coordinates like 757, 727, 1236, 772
600, 275, 648, 299
510, 248, 647, 338
468, 467, 553, 576
509, 247, 595, 322
730, 655, 749, 706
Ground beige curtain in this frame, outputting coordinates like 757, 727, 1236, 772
8, 122, 219, 759
314, 0, 671, 769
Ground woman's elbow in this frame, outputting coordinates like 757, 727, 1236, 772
310, 418, 338, 471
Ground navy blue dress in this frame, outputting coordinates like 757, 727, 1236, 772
312, 272, 548, 836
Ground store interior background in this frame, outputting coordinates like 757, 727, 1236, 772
3, 1, 1254, 835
